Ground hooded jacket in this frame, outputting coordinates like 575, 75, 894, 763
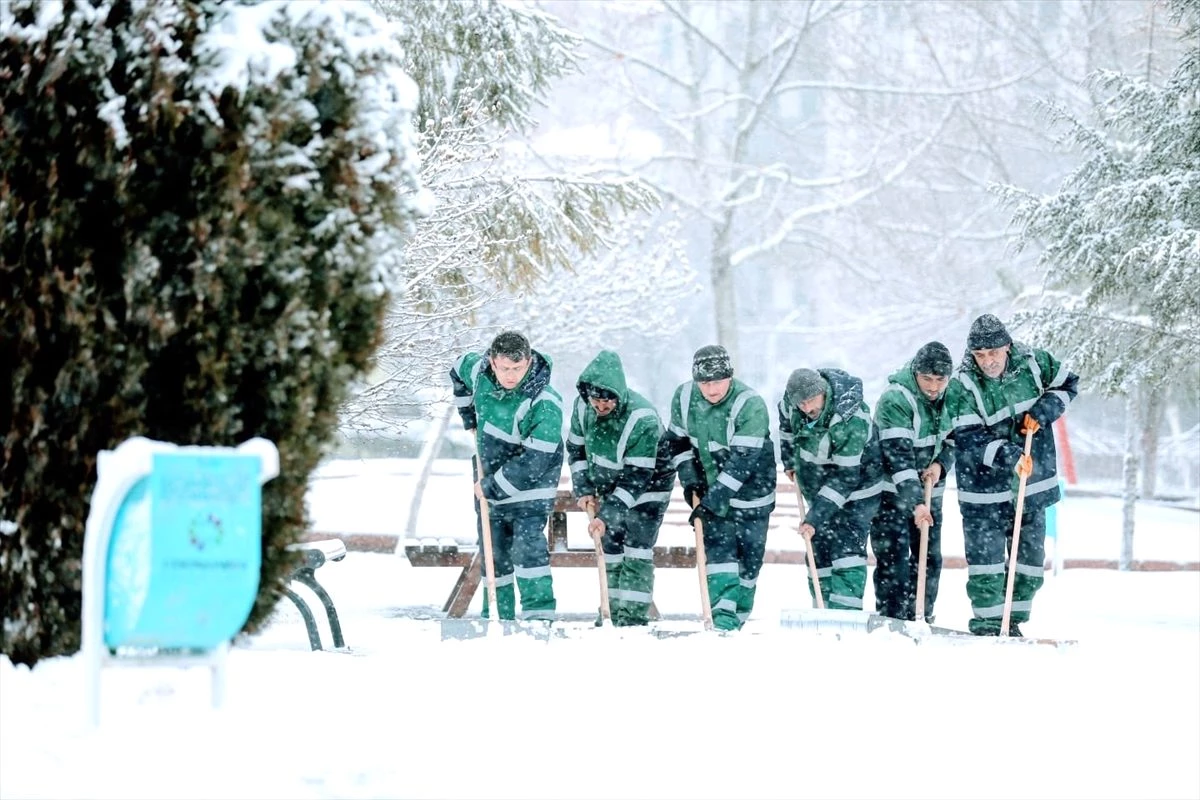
874, 360, 955, 514
450, 348, 565, 517
567, 351, 676, 525
779, 368, 885, 532
944, 342, 1078, 511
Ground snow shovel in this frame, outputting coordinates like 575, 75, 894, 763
688, 497, 714, 631
877, 447, 1077, 648
1001, 425, 1036, 637
473, 438, 503, 628
585, 499, 613, 627
438, 442, 559, 642
448, 440, 553, 639
792, 479, 825, 610
914, 474, 935, 623
780, 476, 874, 634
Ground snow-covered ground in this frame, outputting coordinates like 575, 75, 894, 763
2, 462, 1198, 800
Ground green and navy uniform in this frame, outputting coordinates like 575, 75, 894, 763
567, 351, 676, 626
944, 343, 1078, 634
779, 369, 885, 610
450, 349, 563, 620
666, 379, 776, 631
871, 362, 955, 621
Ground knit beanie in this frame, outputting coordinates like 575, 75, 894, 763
786, 368, 827, 406
692, 345, 733, 382
912, 341, 954, 376
967, 314, 1012, 351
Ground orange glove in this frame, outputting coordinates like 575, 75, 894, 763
1021, 413, 1041, 436
1016, 453, 1033, 478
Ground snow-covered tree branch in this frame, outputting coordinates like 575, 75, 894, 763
534, 0, 1185, 388
996, 0, 1199, 396
341, 0, 671, 438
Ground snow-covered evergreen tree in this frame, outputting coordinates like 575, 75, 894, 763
997, 0, 1199, 395
0, 0, 425, 665
995, 0, 1199, 566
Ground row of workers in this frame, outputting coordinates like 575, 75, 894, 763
449, 314, 1078, 635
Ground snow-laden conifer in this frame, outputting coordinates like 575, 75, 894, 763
0, 0, 425, 665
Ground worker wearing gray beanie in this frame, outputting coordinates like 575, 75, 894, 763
784, 368, 828, 416
779, 367, 884, 611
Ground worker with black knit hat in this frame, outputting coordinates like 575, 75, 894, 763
870, 341, 957, 622
778, 365, 885, 611
664, 344, 777, 631
944, 314, 1079, 637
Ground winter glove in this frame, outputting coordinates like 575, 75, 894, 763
688, 503, 717, 529
1015, 453, 1033, 479
1021, 413, 1041, 436
683, 484, 704, 508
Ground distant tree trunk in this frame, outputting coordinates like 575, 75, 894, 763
710, 216, 740, 365
1139, 383, 1165, 499
1120, 390, 1139, 571
402, 403, 455, 543
1163, 404, 1190, 495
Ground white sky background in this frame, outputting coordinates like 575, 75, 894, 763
2, 461, 1198, 800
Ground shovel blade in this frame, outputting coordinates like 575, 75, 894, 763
780, 608, 875, 633
438, 619, 562, 642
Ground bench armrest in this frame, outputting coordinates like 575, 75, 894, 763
288, 539, 347, 570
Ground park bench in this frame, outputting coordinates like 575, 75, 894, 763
285, 538, 347, 651
403, 476, 813, 617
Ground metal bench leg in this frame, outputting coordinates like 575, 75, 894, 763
295, 568, 345, 648
284, 587, 323, 651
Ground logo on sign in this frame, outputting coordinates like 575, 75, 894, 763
188, 512, 226, 551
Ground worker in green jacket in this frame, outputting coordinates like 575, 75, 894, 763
871, 342, 956, 622
779, 367, 885, 611
666, 345, 777, 631
944, 314, 1078, 636
449, 331, 563, 621
568, 350, 676, 626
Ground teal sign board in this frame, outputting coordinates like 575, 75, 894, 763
104, 452, 263, 649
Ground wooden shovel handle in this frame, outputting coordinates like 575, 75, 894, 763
472, 439, 501, 622
585, 501, 612, 624
689, 496, 714, 631
792, 479, 824, 610
1001, 428, 1036, 636
914, 473, 934, 622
